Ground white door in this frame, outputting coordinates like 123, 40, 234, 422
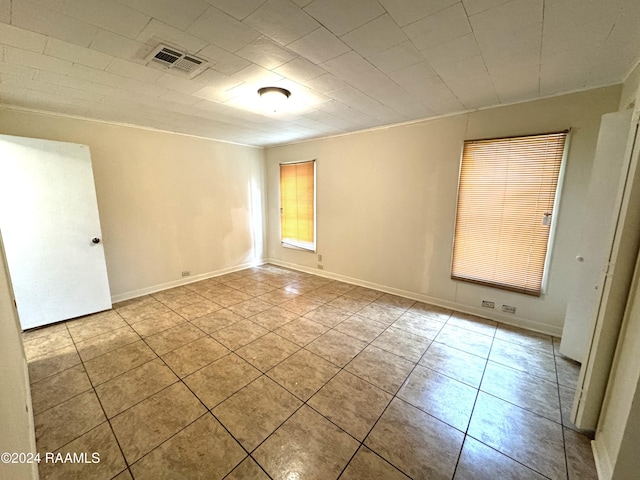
573, 114, 640, 430
0, 134, 112, 330
560, 111, 633, 362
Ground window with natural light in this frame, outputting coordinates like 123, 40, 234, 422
451, 131, 568, 296
280, 160, 316, 252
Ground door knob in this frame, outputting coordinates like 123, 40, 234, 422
92, 237, 101, 244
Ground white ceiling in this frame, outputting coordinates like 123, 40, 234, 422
1, 0, 639, 147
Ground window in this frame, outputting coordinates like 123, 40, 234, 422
280, 160, 316, 251
451, 131, 568, 296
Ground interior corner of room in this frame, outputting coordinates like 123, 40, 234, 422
2, 23, 640, 480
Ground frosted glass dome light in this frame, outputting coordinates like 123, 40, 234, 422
258, 86, 291, 113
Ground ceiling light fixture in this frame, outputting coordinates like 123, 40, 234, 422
258, 86, 291, 113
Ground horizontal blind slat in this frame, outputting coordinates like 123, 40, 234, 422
452, 131, 567, 295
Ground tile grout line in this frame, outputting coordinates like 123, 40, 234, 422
65, 316, 135, 480
26, 264, 588, 479
449, 320, 496, 480
551, 336, 571, 480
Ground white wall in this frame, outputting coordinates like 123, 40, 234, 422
0, 108, 267, 301
265, 86, 621, 335
0, 231, 37, 480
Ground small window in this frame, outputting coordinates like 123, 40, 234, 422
280, 160, 316, 252
451, 131, 568, 296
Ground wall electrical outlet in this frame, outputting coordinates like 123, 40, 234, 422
317, 264, 324, 270
482, 300, 495, 309
318, 254, 323, 262
502, 304, 516, 314
182, 271, 190, 277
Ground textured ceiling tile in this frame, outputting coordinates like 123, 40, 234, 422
491, 69, 540, 103
470, 0, 543, 42
378, 0, 458, 27
244, 0, 320, 45
118, 0, 209, 31
387, 61, 438, 90
542, 0, 618, 54
44, 37, 114, 69
187, 6, 261, 52
158, 89, 200, 105
0, 63, 37, 80
231, 63, 283, 87
290, 0, 313, 7
367, 41, 423, 74
106, 57, 165, 82
137, 19, 209, 54
273, 77, 329, 106
421, 33, 480, 68
586, 2, 640, 85
0, 85, 30, 101
484, 48, 540, 78
236, 36, 296, 69
303, 73, 347, 94
0, 0, 10, 22
317, 99, 361, 120
33, 69, 125, 98
192, 76, 245, 102
204, 0, 267, 21
435, 55, 488, 82
321, 51, 388, 89
197, 44, 251, 75
0, 22, 47, 53
0, 72, 42, 89
1, 0, 640, 146
403, 3, 471, 51
540, 50, 593, 96
12, 0, 98, 47
275, 56, 325, 82
306, 109, 352, 130
4, 46, 74, 75
304, 0, 384, 36
63, 0, 151, 39
68, 62, 168, 97
340, 14, 406, 58
327, 85, 380, 110
287, 27, 351, 64
89, 29, 147, 60
462, 0, 511, 16
156, 72, 214, 94
474, 22, 541, 61
446, 72, 499, 108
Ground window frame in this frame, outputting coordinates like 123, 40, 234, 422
279, 159, 317, 253
450, 130, 570, 296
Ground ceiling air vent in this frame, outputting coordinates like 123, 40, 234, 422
146, 44, 208, 78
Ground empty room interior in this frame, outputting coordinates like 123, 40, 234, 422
2, 1, 640, 479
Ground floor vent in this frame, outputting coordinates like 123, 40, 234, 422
146, 44, 208, 78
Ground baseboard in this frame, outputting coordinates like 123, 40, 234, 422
267, 258, 563, 337
110, 259, 267, 303
592, 438, 612, 480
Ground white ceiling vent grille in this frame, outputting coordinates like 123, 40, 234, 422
146, 45, 208, 78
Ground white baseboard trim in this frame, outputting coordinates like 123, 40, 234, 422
267, 258, 563, 337
592, 438, 612, 480
110, 259, 266, 303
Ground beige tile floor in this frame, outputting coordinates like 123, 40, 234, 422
23, 264, 598, 480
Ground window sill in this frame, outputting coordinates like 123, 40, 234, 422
282, 240, 316, 253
